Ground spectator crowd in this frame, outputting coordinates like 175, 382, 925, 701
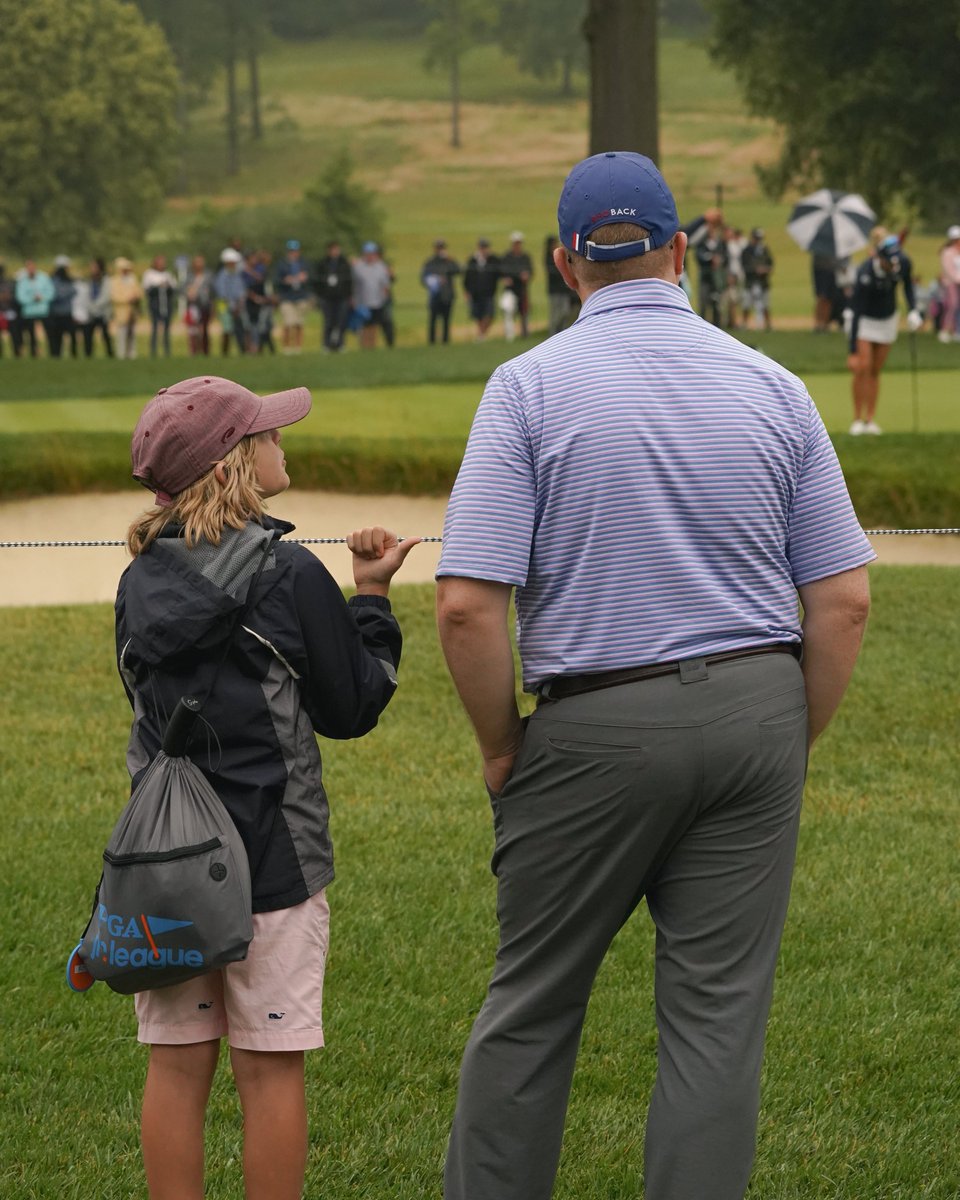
1, 221, 957, 359
0, 231, 586, 360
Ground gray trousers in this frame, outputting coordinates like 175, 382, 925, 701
445, 653, 808, 1200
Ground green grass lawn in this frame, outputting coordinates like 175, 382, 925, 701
2, 344, 958, 522
2, 369, 959, 440
1, 569, 958, 1198
134, 32, 959, 342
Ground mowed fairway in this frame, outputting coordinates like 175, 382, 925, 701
2, 364, 959, 439
1, 571, 958, 1200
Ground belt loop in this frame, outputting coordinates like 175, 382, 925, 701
538, 679, 554, 703
678, 658, 709, 684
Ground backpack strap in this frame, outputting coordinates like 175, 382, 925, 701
162, 531, 277, 757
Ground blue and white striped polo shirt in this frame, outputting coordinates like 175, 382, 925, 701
438, 279, 875, 691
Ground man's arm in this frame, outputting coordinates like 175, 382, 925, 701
436, 576, 525, 794
797, 565, 871, 748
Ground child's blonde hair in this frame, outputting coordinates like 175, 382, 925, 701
127, 433, 266, 556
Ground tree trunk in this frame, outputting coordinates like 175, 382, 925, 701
451, 53, 461, 148
174, 82, 189, 194
450, 0, 461, 148
224, 4, 240, 175
560, 54, 573, 99
248, 45, 262, 141
585, 0, 659, 162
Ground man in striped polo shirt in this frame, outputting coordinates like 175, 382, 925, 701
437, 151, 874, 1200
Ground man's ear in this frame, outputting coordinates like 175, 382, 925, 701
671, 231, 688, 280
554, 244, 579, 293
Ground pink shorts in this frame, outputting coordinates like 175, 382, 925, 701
135, 889, 329, 1052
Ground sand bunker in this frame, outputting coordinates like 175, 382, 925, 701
0, 491, 957, 608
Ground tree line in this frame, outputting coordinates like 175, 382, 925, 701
1, 0, 957, 261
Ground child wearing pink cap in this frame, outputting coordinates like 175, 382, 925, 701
118, 375, 418, 1199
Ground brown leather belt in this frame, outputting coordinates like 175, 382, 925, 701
538, 643, 801, 702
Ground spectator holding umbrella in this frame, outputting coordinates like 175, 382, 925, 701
787, 189, 877, 334
845, 228, 922, 435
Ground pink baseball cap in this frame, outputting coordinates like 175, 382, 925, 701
131, 375, 312, 504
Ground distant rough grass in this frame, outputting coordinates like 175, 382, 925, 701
1, 431, 958, 530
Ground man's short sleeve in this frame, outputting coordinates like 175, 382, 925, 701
788, 395, 877, 586
437, 368, 536, 587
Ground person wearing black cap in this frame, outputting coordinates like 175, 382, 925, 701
741, 227, 774, 330
420, 238, 461, 344
845, 227, 922, 434
313, 240, 353, 351
437, 151, 874, 1200
463, 238, 500, 340
499, 231, 534, 337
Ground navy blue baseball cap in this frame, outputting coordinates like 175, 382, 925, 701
558, 151, 680, 262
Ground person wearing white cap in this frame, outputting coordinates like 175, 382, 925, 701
937, 225, 960, 343
214, 248, 248, 355
499, 231, 533, 337
351, 241, 395, 349
110, 257, 143, 359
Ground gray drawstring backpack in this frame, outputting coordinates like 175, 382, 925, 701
69, 536, 275, 995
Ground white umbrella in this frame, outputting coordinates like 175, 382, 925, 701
787, 189, 877, 259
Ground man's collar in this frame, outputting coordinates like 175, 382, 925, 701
576, 278, 693, 321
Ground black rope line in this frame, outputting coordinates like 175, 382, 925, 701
0, 535, 446, 548
0, 532, 957, 549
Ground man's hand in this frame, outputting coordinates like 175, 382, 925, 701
798, 566, 870, 748
347, 527, 420, 597
437, 577, 523, 793
483, 748, 521, 797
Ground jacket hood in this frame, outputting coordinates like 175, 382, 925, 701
118, 518, 292, 666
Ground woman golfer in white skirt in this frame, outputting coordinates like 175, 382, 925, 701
846, 227, 922, 435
